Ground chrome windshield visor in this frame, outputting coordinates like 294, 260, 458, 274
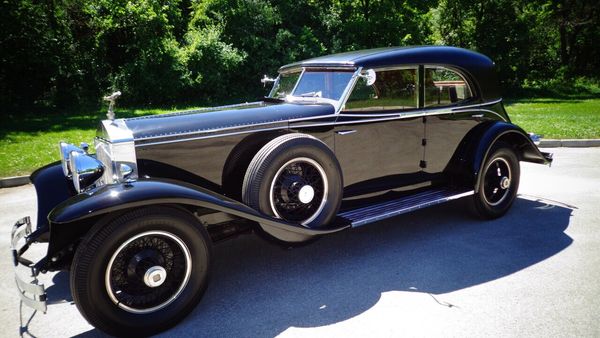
269, 67, 359, 111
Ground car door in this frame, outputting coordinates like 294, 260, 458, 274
334, 67, 424, 198
421, 66, 481, 173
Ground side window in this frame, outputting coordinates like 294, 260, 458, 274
424, 67, 473, 107
344, 68, 418, 112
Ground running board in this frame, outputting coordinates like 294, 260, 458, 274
338, 188, 474, 228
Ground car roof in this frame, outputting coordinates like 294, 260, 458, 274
279, 46, 501, 102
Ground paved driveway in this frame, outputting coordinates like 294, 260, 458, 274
1, 147, 599, 337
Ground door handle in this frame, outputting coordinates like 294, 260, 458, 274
471, 114, 484, 118
336, 130, 357, 135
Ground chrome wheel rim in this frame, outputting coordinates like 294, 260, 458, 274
483, 157, 512, 206
269, 157, 328, 226
105, 231, 192, 314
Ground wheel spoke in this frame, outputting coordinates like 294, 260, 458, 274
270, 158, 328, 224
106, 231, 191, 314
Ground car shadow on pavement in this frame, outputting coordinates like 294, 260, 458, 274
59, 195, 572, 338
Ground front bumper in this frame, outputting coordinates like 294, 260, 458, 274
11, 216, 47, 312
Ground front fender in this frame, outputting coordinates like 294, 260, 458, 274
48, 178, 348, 245
30, 162, 76, 236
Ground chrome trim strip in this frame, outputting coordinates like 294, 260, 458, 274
336, 130, 357, 135
336, 67, 362, 113
130, 118, 292, 141
136, 103, 504, 146
279, 63, 356, 74
288, 114, 338, 122
289, 68, 305, 96
135, 125, 289, 147
135, 99, 504, 146
452, 108, 507, 122
125, 101, 264, 121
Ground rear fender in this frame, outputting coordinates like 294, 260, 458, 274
446, 121, 552, 192
46, 178, 348, 262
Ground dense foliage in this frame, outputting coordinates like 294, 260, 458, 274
1, 0, 599, 110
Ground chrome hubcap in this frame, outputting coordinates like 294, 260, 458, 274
144, 266, 167, 288
298, 185, 315, 204
483, 157, 512, 206
269, 157, 328, 225
105, 231, 192, 314
500, 176, 511, 189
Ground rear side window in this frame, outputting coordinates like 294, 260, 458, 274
424, 67, 472, 107
344, 68, 418, 112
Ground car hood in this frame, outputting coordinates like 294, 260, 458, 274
124, 101, 334, 143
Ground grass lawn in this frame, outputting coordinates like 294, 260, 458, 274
1, 97, 599, 178
506, 98, 600, 139
0, 106, 200, 177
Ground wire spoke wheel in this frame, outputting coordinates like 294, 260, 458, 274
269, 157, 328, 225
105, 231, 192, 314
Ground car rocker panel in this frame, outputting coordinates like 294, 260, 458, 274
11, 46, 552, 337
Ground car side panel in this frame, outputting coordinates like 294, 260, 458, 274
333, 114, 424, 197
137, 114, 337, 199
424, 101, 508, 174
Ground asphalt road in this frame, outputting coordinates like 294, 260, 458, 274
1, 147, 599, 338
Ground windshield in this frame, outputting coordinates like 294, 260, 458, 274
269, 70, 355, 102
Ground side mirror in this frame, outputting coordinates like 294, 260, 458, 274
260, 75, 276, 87
358, 69, 376, 86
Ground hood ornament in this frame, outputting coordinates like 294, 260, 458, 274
103, 91, 122, 120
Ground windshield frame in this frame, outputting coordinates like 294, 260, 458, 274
270, 66, 360, 113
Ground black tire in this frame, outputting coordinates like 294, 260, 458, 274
242, 133, 343, 230
70, 206, 211, 337
469, 142, 520, 219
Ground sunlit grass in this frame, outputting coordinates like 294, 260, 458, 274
0, 105, 201, 177
506, 98, 600, 139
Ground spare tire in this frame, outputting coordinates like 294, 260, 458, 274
242, 133, 343, 229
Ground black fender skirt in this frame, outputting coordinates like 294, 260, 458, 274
49, 178, 349, 238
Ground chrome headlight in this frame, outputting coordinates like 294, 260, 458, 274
68, 151, 105, 192
59, 142, 85, 177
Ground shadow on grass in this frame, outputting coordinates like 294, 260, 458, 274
1, 99, 211, 140
506, 82, 600, 101
34, 195, 574, 337
0, 108, 159, 140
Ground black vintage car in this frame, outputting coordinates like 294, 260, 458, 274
11, 46, 552, 336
